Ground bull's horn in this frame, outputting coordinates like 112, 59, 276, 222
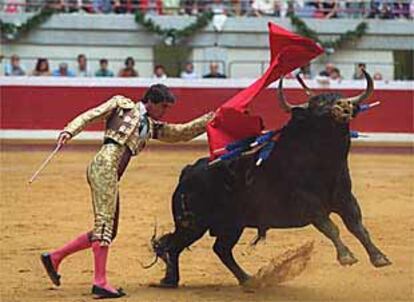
277, 77, 308, 113
296, 73, 313, 96
277, 77, 294, 113
139, 255, 159, 269
346, 68, 374, 105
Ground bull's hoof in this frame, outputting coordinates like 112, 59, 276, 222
371, 254, 392, 268
149, 278, 178, 289
240, 276, 257, 292
338, 254, 358, 266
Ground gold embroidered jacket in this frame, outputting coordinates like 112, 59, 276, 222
63, 95, 214, 155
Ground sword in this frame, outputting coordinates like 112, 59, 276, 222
28, 143, 63, 184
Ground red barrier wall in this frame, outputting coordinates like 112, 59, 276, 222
1, 80, 413, 133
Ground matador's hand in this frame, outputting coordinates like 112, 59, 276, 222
57, 131, 72, 146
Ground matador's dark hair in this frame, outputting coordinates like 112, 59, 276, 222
142, 84, 176, 104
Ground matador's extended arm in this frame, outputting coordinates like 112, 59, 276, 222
63, 95, 135, 137
153, 112, 215, 143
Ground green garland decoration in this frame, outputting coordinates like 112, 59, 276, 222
134, 11, 214, 45
289, 15, 368, 51
0, 7, 55, 41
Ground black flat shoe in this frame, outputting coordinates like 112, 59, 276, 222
92, 285, 126, 299
40, 253, 61, 286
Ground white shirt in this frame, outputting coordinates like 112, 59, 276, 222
180, 71, 198, 80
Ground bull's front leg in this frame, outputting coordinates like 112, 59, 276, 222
339, 194, 391, 268
313, 217, 358, 266
152, 226, 207, 288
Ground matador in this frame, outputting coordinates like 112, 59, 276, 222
40, 84, 214, 299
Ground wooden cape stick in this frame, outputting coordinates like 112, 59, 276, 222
28, 144, 62, 184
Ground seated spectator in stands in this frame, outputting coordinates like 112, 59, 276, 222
236, 0, 253, 16
284, 0, 300, 17
296, 0, 317, 17
153, 64, 168, 79
180, 62, 198, 79
319, 62, 335, 77
31, 58, 51, 76
93, 0, 112, 13
118, 57, 139, 77
353, 62, 366, 80
411, 0, 414, 19
203, 62, 227, 78
76, 54, 91, 77
4, 54, 25, 76
52, 63, 76, 77
163, 0, 180, 14
393, 0, 410, 19
380, 1, 395, 19
207, 0, 227, 15
252, 0, 279, 16
329, 67, 342, 82
113, 0, 127, 13
367, 0, 381, 18
181, 0, 197, 15
373, 71, 383, 81
140, 0, 163, 14
321, 0, 338, 18
346, 0, 368, 18
95, 59, 114, 77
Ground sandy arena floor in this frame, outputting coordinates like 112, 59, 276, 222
0, 144, 413, 302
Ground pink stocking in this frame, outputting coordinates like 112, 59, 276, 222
50, 232, 92, 271
92, 241, 117, 293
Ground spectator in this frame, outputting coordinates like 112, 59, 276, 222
285, 0, 301, 17
118, 57, 139, 77
329, 67, 342, 81
367, 0, 381, 18
52, 62, 76, 77
411, 0, 414, 18
113, 0, 128, 13
153, 64, 168, 79
180, 62, 198, 79
321, 0, 338, 18
207, 0, 227, 15
31, 58, 51, 76
380, 1, 395, 18
346, 0, 370, 18
319, 62, 335, 77
76, 54, 91, 77
162, 0, 180, 14
203, 62, 227, 78
181, 0, 197, 15
393, 0, 410, 18
232, 0, 252, 16
296, 0, 318, 18
95, 59, 114, 77
93, 0, 112, 13
353, 63, 366, 80
140, 0, 163, 14
252, 0, 278, 16
4, 54, 25, 76
373, 71, 383, 81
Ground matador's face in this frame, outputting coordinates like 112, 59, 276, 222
145, 101, 174, 120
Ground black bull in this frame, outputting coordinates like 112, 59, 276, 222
151, 70, 391, 288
